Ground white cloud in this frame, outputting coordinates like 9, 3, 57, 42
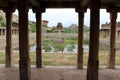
14, 8, 120, 27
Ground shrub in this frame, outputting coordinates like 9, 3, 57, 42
1, 21, 6, 27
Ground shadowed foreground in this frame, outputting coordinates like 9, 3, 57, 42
0, 67, 120, 80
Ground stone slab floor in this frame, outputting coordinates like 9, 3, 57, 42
0, 67, 120, 80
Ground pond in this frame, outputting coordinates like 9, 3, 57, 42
30, 44, 89, 53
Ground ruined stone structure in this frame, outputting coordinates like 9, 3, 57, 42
0, 0, 120, 80
69, 23, 78, 29
0, 10, 18, 36
101, 22, 120, 37
55, 22, 64, 32
41, 20, 48, 34
54, 22, 64, 43
42, 20, 48, 27
0, 27, 18, 35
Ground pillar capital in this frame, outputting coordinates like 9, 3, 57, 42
18, 0, 29, 12
109, 10, 117, 20
75, 7, 87, 13
32, 7, 46, 13
90, 0, 100, 9
3, 6, 15, 13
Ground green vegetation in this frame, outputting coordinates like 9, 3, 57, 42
53, 43, 65, 52
0, 15, 6, 27
65, 38, 78, 44
99, 47, 108, 51
67, 44, 75, 51
43, 46, 51, 52
63, 25, 89, 33
0, 52, 120, 66
47, 26, 56, 33
83, 39, 89, 45
64, 28, 78, 33
0, 16, 3, 21
1, 21, 6, 27
84, 25, 90, 33
29, 23, 36, 33
43, 39, 54, 44
42, 38, 78, 52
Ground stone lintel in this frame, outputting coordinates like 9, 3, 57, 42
3, 6, 15, 13
75, 7, 87, 13
107, 7, 120, 12
32, 7, 46, 13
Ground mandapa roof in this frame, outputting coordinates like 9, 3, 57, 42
101, 22, 120, 30
0, 0, 120, 9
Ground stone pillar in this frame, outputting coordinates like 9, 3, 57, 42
18, 1, 30, 80
105, 30, 107, 37
0, 29, 2, 35
1, 29, 3, 35
87, 0, 100, 80
3, 29, 5, 35
5, 8, 14, 67
76, 8, 86, 69
0, 29, 1, 35
12, 29, 14, 35
118, 31, 120, 37
116, 29, 118, 37
33, 7, 45, 68
108, 10, 117, 69
15, 29, 18, 35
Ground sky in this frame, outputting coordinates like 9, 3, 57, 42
14, 8, 120, 28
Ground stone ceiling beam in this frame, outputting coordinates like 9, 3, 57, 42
29, 0, 40, 6
114, 0, 120, 7
40, 1, 80, 8
8, 0, 17, 2
81, 0, 90, 7
0, 0, 9, 7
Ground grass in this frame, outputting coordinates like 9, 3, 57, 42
0, 52, 120, 66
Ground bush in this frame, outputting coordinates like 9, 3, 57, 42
30, 24, 36, 33
1, 21, 6, 27
43, 46, 52, 52
53, 43, 65, 52
83, 39, 89, 45
67, 44, 75, 51
0, 16, 3, 21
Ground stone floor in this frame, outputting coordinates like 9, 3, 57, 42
0, 66, 120, 80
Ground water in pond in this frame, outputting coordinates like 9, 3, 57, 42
30, 44, 89, 53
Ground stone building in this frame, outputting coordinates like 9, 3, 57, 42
41, 20, 49, 33
101, 22, 120, 37
69, 23, 78, 29
0, 10, 18, 35
42, 20, 48, 27
55, 22, 64, 32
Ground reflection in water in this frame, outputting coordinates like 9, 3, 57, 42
30, 44, 89, 53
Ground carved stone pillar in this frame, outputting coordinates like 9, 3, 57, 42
3, 29, 5, 35
108, 10, 117, 69
33, 7, 45, 68
76, 8, 86, 69
0, 29, 1, 35
18, 0, 30, 80
87, 0, 100, 80
5, 7, 15, 67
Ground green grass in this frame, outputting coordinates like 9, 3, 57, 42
0, 53, 5, 63
0, 52, 120, 66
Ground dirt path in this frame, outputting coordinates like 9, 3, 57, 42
0, 67, 120, 80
